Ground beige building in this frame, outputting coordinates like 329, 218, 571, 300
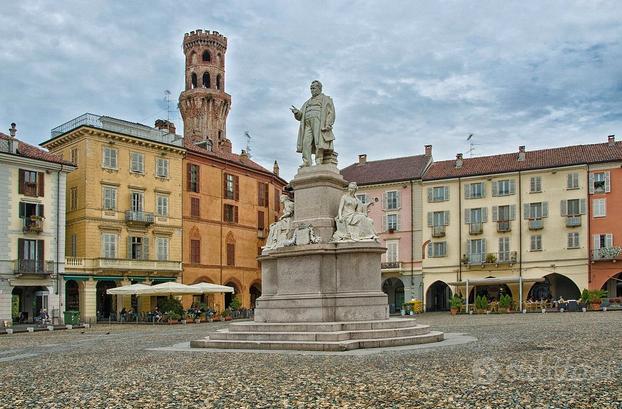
41, 115, 185, 322
422, 146, 590, 310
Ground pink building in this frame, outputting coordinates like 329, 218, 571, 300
341, 146, 432, 312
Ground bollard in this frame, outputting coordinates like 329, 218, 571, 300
27, 327, 34, 332
47, 326, 54, 331
6, 328, 13, 334
522, 309, 527, 314
66, 325, 73, 330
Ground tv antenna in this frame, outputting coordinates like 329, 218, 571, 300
164, 90, 172, 122
244, 131, 252, 158
466, 134, 480, 157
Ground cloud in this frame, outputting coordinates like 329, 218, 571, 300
0, 1, 621, 180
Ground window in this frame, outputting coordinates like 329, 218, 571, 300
156, 237, 169, 261
17, 239, 44, 272
156, 158, 169, 178
187, 164, 200, 192
594, 234, 613, 249
258, 210, 265, 230
70, 148, 78, 165
224, 204, 238, 223
190, 197, 200, 217
103, 147, 118, 169
130, 152, 144, 173
430, 211, 449, 226
524, 202, 548, 219
129, 236, 149, 260
202, 72, 211, 88
494, 205, 513, 222
156, 195, 169, 216
567, 173, 579, 189
428, 242, 447, 257
493, 179, 515, 196
568, 233, 579, 249
466, 182, 485, 199
19, 169, 43, 197
102, 233, 117, 258
274, 188, 281, 213
70, 187, 78, 211
70, 234, 77, 257
385, 191, 399, 210
467, 239, 485, 263
530, 235, 542, 251
386, 214, 398, 231
202, 50, 211, 61
465, 208, 486, 224
593, 198, 606, 217
428, 186, 449, 202
530, 176, 542, 193
190, 239, 201, 264
356, 193, 368, 204
102, 186, 116, 210
591, 172, 609, 194
19, 202, 44, 219
566, 199, 581, 216
130, 191, 144, 212
226, 243, 235, 266
258, 182, 269, 207
224, 173, 239, 200
386, 241, 399, 262
498, 237, 510, 262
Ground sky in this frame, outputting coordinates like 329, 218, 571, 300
1, 1, 621, 180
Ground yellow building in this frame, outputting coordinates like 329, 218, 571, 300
41, 114, 185, 322
422, 147, 589, 311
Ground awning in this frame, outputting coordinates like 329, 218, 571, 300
448, 276, 545, 286
107, 283, 152, 295
189, 283, 235, 294
63, 275, 90, 281
136, 281, 202, 296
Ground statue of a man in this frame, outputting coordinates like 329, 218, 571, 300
290, 80, 335, 167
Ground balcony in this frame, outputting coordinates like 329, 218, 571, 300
497, 220, 511, 232
431, 225, 446, 238
566, 216, 581, 227
592, 247, 622, 262
469, 222, 483, 235
65, 257, 182, 272
23, 216, 44, 233
528, 218, 543, 230
15, 259, 49, 274
462, 252, 517, 266
125, 210, 154, 226
381, 261, 402, 271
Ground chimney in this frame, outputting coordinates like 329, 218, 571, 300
518, 145, 526, 161
358, 154, 367, 165
240, 149, 248, 160
220, 138, 232, 153
424, 144, 432, 157
8, 123, 18, 154
154, 119, 176, 134
455, 153, 463, 169
273, 160, 280, 176
608, 135, 615, 146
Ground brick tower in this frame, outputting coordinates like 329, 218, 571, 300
179, 29, 232, 151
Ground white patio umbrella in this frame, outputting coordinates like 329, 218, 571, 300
136, 281, 202, 296
106, 283, 152, 295
189, 282, 235, 294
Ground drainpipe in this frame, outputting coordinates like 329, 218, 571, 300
518, 170, 523, 311
410, 180, 414, 297
56, 164, 63, 324
458, 177, 462, 282
587, 164, 591, 286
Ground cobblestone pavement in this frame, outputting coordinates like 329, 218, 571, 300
0, 312, 620, 408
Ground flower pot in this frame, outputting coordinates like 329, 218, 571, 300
591, 303, 601, 311
195, 319, 201, 324
224, 316, 232, 321
450, 307, 458, 316
180, 319, 187, 325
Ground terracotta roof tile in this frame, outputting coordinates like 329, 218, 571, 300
423, 141, 622, 181
0, 132, 74, 166
341, 154, 431, 185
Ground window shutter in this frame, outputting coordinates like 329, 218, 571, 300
427, 188, 433, 203
482, 239, 487, 255
542, 202, 549, 218
382, 215, 386, 232
234, 206, 239, 223
38, 204, 44, 217
234, 176, 240, 201
509, 179, 516, 195
18, 238, 24, 260
186, 164, 192, 191
530, 178, 536, 192
222, 173, 227, 197
466, 239, 471, 255
142, 237, 150, 260
566, 174, 572, 189
427, 243, 433, 258
427, 212, 433, 227
127, 237, 132, 259
382, 192, 388, 209
606, 234, 613, 248
510, 205, 516, 221
481, 207, 487, 223
560, 200, 567, 217
464, 185, 471, 199
19, 202, 25, 218
588, 173, 594, 194
464, 209, 471, 224
396, 214, 401, 231
492, 206, 498, 222
38, 239, 44, 261
481, 182, 486, 198
397, 191, 401, 208
444, 211, 450, 226
579, 199, 586, 215
18, 170, 25, 194
492, 181, 498, 197
593, 235, 601, 250
37, 172, 45, 196
444, 186, 449, 201
523, 203, 530, 219
605, 171, 611, 193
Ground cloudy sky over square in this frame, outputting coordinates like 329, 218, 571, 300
1, 1, 620, 179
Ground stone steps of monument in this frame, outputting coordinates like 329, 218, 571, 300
190, 331, 445, 352
228, 318, 418, 333
208, 324, 431, 342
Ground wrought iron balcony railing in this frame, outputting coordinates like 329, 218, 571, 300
15, 259, 48, 274
381, 261, 402, 270
23, 216, 44, 233
469, 222, 483, 235
431, 225, 446, 238
566, 216, 581, 227
125, 210, 154, 225
497, 220, 511, 232
528, 218, 543, 230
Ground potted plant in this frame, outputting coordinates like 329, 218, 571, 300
499, 294, 512, 313
588, 289, 607, 311
475, 295, 489, 314
579, 289, 589, 312
485, 253, 497, 264
222, 309, 232, 321
167, 312, 180, 324
449, 295, 462, 316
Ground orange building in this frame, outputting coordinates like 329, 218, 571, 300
588, 136, 622, 296
178, 30, 286, 311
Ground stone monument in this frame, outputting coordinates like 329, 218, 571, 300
191, 82, 443, 351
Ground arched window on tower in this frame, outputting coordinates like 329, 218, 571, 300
217, 53, 223, 67
191, 73, 197, 89
202, 72, 210, 88
202, 50, 211, 62
216, 74, 222, 90
190, 52, 197, 64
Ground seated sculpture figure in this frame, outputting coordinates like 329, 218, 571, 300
263, 194, 295, 251
332, 182, 378, 241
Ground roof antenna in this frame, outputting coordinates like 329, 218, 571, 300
244, 131, 252, 159
164, 90, 172, 122
466, 134, 480, 157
